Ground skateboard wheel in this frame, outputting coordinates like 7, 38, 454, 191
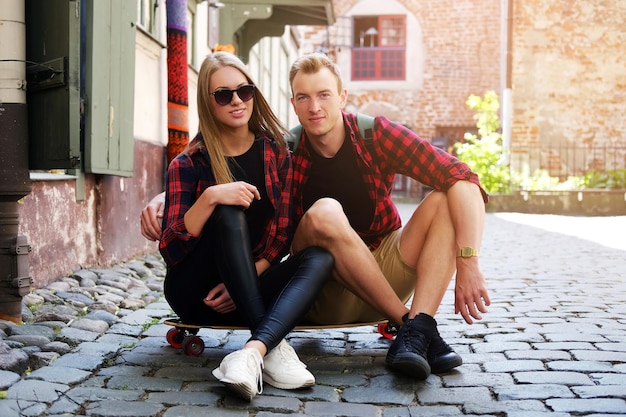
377, 322, 396, 339
166, 328, 185, 349
183, 335, 205, 357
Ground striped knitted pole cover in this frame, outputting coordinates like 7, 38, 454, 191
166, 0, 189, 164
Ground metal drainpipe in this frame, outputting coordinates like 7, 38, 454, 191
0, 0, 33, 323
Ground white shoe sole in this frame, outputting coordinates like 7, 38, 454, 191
263, 371, 315, 390
212, 368, 257, 401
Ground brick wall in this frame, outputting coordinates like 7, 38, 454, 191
511, 0, 626, 175
298, 0, 501, 141
298, 0, 626, 183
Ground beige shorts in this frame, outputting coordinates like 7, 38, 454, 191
305, 228, 416, 325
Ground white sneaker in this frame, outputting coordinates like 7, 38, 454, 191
212, 348, 263, 401
263, 339, 315, 389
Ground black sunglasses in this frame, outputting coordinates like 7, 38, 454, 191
211, 84, 256, 106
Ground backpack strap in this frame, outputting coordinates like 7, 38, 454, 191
287, 113, 375, 152
287, 124, 302, 151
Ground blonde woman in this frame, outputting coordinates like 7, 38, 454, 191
159, 52, 333, 401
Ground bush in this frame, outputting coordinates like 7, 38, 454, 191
454, 91, 511, 194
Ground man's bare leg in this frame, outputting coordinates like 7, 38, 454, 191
398, 191, 456, 318
386, 191, 462, 379
291, 198, 408, 325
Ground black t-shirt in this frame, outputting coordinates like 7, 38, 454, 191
302, 136, 374, 232
227, 141, 273, 248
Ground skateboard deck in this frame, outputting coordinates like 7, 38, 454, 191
163, 317, 397, 356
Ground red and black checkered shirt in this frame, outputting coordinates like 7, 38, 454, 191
291, 112, 488, 250
159, 134, 293, 266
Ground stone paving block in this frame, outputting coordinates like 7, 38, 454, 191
47, 394, 83, 415
597, 342, 626, 352
547, 360, 616, 372
58, 326, 100, 343
26, 365, 91, 385
108, 322, 145, 337
416, 386, 493, 405
590, 373, 626, 385
153, 365, 214, 381
97, 332, 141, 346
484, 332, 546, 343
482, 360, 545, 373
6, 379, 69, 402
464, 399, 548, 414
304, 401, 379, 417
106, 375, 183, 391
146, 390, 221, 406
471, 341, 532, 353
342, 374, 416, 405
48, 352, 106, 371
0, 369, 21, 390
505, 349, 571, 361
544, 332, 609, 343
572, 349, 626, 362
572, 384, 626, 399
532, 341, 596, 350
546, 398, 626, 414
404, 405, 463, 416
97, 365, 151, 377
494, 384, 574, 400
441, 371, 515, 387
162, 405, 247, 417
65, 386, 145, 401
262, 383, 341, 402
85, 400, 165, 416
513, 371, 594, 385
0, 399, 47, 417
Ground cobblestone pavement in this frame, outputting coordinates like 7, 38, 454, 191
2, 204, 626, 416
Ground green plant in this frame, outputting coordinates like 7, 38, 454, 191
454, 91, 511, 194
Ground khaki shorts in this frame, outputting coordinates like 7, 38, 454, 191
305, 228, 416, 325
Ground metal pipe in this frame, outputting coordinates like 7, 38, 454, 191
0, 0, 33, 323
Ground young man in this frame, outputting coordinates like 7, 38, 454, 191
286, 53, 490, 380
141, 52, 490, 380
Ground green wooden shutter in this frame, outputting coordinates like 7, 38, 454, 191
25, 0, 81, 170
83, 0, 136, 176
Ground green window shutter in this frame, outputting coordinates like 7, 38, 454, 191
25, 0, 81, 170
84, 0, 136, 176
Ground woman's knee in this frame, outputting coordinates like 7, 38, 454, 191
209, 205, 246, 232
300, 246, 335, 272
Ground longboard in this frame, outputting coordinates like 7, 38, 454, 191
163, 317, 397, 356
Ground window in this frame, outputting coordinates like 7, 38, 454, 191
137, 0, 159, 38
352, 15, 406, 81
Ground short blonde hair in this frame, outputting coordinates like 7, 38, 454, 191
289, 52, 343, 94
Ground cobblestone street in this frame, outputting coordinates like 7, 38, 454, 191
1, 204, 625, 416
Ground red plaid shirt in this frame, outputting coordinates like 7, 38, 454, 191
159, 134, 293, 266
292, 112, 488, 250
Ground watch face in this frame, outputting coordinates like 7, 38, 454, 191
461, 247, 477, 257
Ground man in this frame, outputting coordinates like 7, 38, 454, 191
142, 52, 491, 380
287, 52, 490, 380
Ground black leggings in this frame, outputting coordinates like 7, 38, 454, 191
164, 205, 334, 351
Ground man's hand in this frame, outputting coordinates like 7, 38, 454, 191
454, 258, 490, 324
203, 283, 236, 314
141, 192, 165, 241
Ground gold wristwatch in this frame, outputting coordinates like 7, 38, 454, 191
456, 247, 479, 258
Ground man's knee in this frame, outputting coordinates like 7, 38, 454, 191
301, 198, 347, 238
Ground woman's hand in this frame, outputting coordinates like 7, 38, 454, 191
203, 283, 236, 314
206, 181, 260, 209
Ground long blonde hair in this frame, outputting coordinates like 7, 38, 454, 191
195, 52, 288, 184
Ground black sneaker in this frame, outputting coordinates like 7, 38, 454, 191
428, 331, 463, 373
385, 313, 434, 379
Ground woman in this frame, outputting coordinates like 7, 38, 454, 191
159, 52, 334, 401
